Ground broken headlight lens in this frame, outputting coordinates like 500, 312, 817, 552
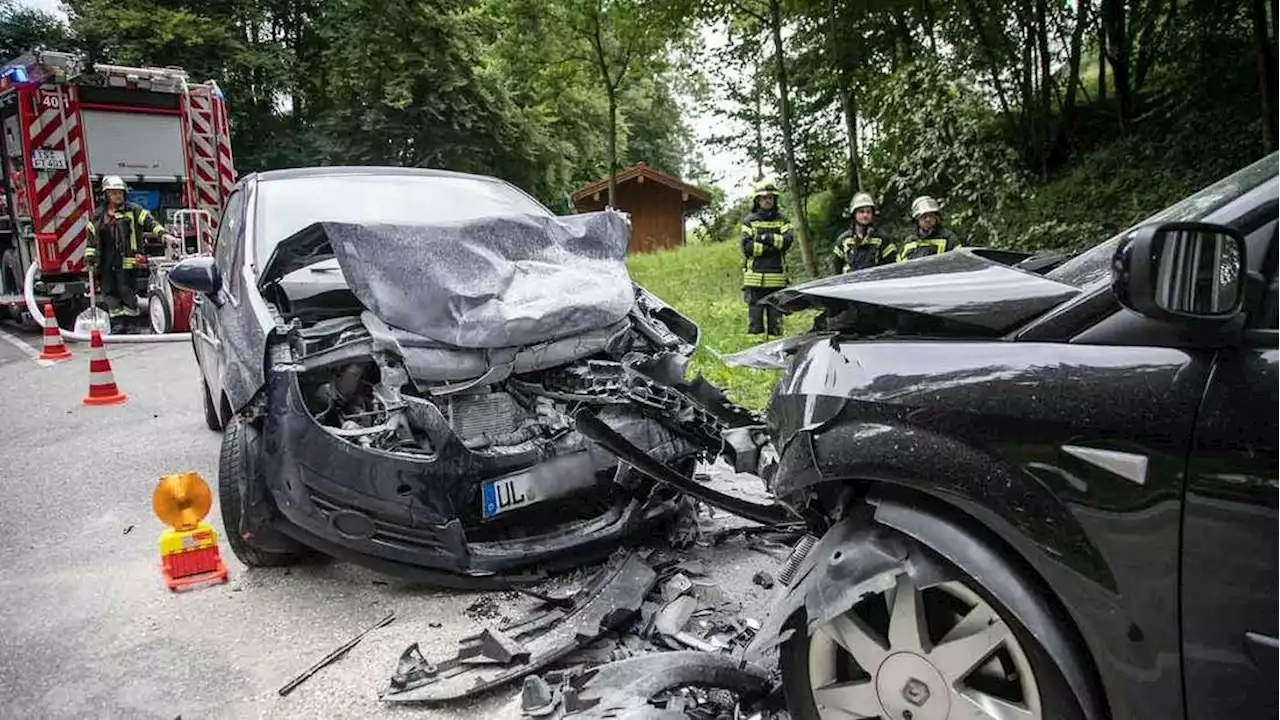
717, 332, 837, 370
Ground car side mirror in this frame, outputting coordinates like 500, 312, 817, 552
1112, 221, 1247, 323
170, 256, 223, 299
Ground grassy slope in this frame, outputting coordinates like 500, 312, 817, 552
626, 241, 813, 411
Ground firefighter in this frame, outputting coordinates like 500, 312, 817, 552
740, 178, 793, 336
830, 191, 895, 275
83, 176, 174, 325
898, 195, 962, 262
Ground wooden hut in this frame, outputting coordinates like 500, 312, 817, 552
570, 162, 711, 254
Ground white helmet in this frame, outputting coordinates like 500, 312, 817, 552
848, 192, 876, 214
101, 175, 127, 192
911, 195, 941, 219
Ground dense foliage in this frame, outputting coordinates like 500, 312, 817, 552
0, 0, 1272, 261
0, 0, 706, 209
697, 0, 1276, 270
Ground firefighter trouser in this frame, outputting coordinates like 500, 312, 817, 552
97, 242, 139, 316
744, 286, 782, 335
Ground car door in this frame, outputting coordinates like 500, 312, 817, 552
1179, 226, 1279, 719
191, 188, 246, 408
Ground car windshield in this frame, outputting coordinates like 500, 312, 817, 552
252, 172, 553, 267
1046, 152, 1280, 289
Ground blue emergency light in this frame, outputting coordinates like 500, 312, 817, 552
1, 66, 29, 84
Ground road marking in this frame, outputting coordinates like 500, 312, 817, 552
0, 326, 56, 366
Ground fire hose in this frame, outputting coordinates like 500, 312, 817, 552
24, 262, 191, 344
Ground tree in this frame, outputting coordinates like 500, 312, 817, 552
0, 0, 74, 59
554, 0, 689, 207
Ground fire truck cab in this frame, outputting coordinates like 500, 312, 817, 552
0, 50, 235, 331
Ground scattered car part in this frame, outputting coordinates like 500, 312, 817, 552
278, 610, 396, 697
380, 552, 656, 704
561, 651, 773, 719
574, 409, 797, 527
776, 534, 817, 586
521, 673, 560, 717
655, 594, 718, 653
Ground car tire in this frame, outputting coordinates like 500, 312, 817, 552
218, 418, 304, 567
148, 288, 171, 334
781, 526, 1088, 720
201, 380, 223, 432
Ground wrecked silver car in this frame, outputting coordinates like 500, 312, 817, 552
169, 167, 770, 585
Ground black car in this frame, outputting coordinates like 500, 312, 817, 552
169, 166, 769, 586
730, 153, 1278, 720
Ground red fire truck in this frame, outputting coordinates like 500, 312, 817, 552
0, 50, 236, 332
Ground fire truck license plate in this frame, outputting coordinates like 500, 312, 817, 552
31, 149, 67, 170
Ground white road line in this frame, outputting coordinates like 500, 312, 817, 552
0, 327, 56, 367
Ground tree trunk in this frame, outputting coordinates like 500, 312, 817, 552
768, 0, 816, 277
1254, 0, 1278, 150
895, 13, 914, 64
826, 0, 862, 190
753, 68, 765, 180
607, 91, 618, 207
1102, 0, 1132, 119
1098, 10, 1107, 102
1035, 0, 1053, 174
1056, 0, 1089, 153
961, 0, 1014, 118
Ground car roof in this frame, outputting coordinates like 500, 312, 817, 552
244, 165, 507, 184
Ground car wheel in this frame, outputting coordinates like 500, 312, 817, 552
218, 418, 304, 567
201, 380, 223, 432
781, 530, 1087, 720
148, 289, 171, 334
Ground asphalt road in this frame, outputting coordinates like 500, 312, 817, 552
0, 325, 785, 719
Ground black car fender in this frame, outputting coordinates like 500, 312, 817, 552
775, 419, 1118, 593
744, 498, 1107, 720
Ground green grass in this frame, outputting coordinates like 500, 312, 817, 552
627, 241, 815, 411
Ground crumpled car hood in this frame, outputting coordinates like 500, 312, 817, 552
766, 248, 1082, 333
260, 210, 636, 349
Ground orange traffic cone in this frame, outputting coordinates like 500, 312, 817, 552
82, 328, 127, 406
37, 303, 72, 361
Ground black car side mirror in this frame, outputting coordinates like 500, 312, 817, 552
170, 256, 223, 299
1112, 221, 1247, 323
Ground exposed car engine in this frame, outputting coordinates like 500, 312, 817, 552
281, 286, 727, 465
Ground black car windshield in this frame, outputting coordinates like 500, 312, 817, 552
1046, 152, 1280, 289
252, 172, 553, 267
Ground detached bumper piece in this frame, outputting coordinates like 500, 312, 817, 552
379, 551, 657, 704
561, 651, 773, 719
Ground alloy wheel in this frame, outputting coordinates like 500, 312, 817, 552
806, 573, 1042, 720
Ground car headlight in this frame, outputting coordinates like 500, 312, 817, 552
716, 331, 837, 370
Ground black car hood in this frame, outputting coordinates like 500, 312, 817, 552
259, 210, 636, 349
767, 248, 1082, 333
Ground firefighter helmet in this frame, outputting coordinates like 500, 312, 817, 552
848, 192, 876, 213
752, 178, 781, 199
911, 195, 941, 218
101, 176, 128, 192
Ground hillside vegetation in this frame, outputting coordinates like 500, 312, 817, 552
627, 241, 814, 411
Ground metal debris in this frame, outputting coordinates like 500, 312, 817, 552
662, 573, 694, 602
380, 551, 656, 704
279, 611, 396, 697
522, 674, 560, 717
560, 651, 773, 719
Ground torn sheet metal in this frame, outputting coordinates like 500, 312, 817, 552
380, 551, 657, 704
574, 409, 798, 527
561, 651, 773, 719
302, 211, 635, 349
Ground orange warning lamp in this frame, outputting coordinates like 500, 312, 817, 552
152, 472, 229, 592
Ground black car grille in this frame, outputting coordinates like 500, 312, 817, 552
308, 491, 455, 555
